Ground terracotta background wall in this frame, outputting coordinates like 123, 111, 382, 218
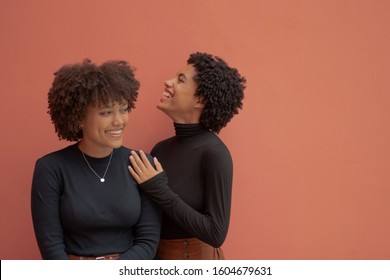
1, 0, 389, 259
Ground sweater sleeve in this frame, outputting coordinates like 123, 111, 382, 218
31, 159, 68, 260
140, 145, 232, 248
118, 191, 161, 260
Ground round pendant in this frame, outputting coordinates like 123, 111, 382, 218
100, 178, 105, 182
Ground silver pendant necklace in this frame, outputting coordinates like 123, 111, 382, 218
81, 150, 113, 183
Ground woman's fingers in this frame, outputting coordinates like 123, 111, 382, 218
128, 150, 163, 184
154, 157, 164, 173
139, 150, 153, 168
128, 165, 141, 184
129, 152, 143, 174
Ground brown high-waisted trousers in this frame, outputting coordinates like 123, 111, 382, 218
157, 238, 225, 260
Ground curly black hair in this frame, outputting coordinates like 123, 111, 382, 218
187, 52, 246, 133
47, 59, 139, 141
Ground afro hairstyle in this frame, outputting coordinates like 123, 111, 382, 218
187, 52, 246, 133
47, 59, 139, 141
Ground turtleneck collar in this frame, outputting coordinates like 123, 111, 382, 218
174, 123, 207, 140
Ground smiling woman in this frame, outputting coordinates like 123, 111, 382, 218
128, 52, 246, 260
78, 102, 130, 157
158, 64, 202, 124
31, 59, 161, 260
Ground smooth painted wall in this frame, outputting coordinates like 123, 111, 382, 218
1, 0, 389, 259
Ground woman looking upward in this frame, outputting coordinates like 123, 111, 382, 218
129, 52, 246, 259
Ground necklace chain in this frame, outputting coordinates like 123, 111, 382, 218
81, 150, 113, 183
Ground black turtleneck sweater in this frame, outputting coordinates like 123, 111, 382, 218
140, 123, 233, 248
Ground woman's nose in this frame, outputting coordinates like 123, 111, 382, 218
112, 111, 125, 126
164, 78, 173, 87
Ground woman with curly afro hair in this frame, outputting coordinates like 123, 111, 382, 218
31, 59, 161, 260
129, 52, 246, 259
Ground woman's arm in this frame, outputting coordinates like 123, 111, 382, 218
118, 190, 161, 260
128, 148, 232, 248
31, 159, 68, 260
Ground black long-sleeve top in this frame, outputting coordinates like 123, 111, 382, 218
31, 144, 161, 260
140, 123, 233, 248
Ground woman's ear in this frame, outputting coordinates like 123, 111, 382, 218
194, 97, 205, 109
